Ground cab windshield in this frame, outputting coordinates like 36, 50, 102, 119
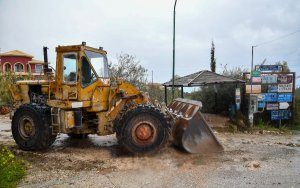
84, 50, 109, 78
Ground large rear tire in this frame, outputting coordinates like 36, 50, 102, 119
116, 105, 170, 155
12, 104, 57, 150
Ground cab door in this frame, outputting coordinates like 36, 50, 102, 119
79, 53, 110, 112
61, 53, 78, 100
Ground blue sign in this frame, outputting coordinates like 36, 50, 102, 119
256, 65, 282, 72
271, 110, 291, 120
262, 93, 277, 102
258, 101, 266, 108
278, 93, 293, 102
268, 85, 278, 93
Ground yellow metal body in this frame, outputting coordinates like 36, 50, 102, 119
10, 44, 148, 136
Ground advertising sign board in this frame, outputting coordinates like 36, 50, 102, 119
262, 93, 277, 102
266, 103, 279, 110
258, 101, 266, 108
271, 110, 291, 120
251, 70, 261, 77
246, 85, 261, 94
252, 77, 262, 83
278, 75, 293, 84
278, 93, 293, 102
278, 84, 293, 93
262, 75, 277, 84
279, 102, 290, 110
256, 65, 282, 72
268, 85, 278, 93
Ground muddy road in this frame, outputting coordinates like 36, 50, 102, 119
1, 114, 300, 188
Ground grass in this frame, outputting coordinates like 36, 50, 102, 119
254, 118, 290, 133
0, 147, 26, 188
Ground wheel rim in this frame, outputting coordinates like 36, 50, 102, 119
132, 121, 157, 145
18, 116, 35, 140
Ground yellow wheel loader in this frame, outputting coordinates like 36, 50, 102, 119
9, 43, 223, 154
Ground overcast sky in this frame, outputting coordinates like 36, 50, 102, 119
0, 0, 299, 85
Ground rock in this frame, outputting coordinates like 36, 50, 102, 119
245, 161, 260, 169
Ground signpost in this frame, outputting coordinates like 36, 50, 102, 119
278, 75, 293, 84
255, 65, 283, 72
278, 84, 293, 93
268, 85, 278, 93
235, 88, 241, 110
252, 77, 262, 83
243, 67, 295, 126
246, 85, 261, 93
271, 110, 291, 120
251, 70, 261, 77
262, 93, 277, 102
278, 93, 293, 102
262, 75, 278, 84
279, 102, 290, 109
266, 103, 279, 110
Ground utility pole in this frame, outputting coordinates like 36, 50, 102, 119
172, 0, 178, 100
151, 70, 153, 86
248, 45, 256, 127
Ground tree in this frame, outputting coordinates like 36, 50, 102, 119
210, 40, 216, 72
108, 53, 147, 88
188, 65, 247, 113
275, 61, 290, 73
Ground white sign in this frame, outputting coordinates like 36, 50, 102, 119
262, 74, 277, 84
235, 88, 241, 96
279, 102, 290, 109
278, 83, 293, 93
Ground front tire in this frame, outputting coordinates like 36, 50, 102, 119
116, 105, 170, 155
12, 104, 56, 150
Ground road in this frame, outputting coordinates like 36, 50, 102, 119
0, 115, 300, 188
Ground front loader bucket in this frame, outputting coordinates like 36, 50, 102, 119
168, 98, 223, 154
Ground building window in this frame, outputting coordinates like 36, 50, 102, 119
35, 64, 43, 73
3, 63, 12, 72
14, 63, 24, 72
26, 64, 31, 73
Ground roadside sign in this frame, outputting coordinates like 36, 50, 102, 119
252, 77, 262, 83
278, 93, 293, 102
246, 85, 261, 94
258, 101, 266, 108
266, 103, 279, 110
278, 75, 293, 84
271, 110, 291, 120
257, 94, 263, 101
251, 70, 261, 77
262, 93, 277, 102
256, 65, 283, 72
268, 85, 278, 93
278, 83, 293, 93
262, 74, 278, 84
279, 102, 290, 109
235, 88, 241, 96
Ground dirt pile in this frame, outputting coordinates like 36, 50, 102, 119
0, 106, 11, 115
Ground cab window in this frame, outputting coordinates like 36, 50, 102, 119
63, 53, 77, 83
81, 56, 97, 87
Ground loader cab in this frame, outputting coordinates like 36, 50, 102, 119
54, 43, 110, 109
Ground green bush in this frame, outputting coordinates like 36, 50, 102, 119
0, 148, 26, 187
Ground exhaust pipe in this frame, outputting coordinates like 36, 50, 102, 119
43, 46, 51, 74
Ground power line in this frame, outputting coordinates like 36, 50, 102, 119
255, 29, 300, 47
